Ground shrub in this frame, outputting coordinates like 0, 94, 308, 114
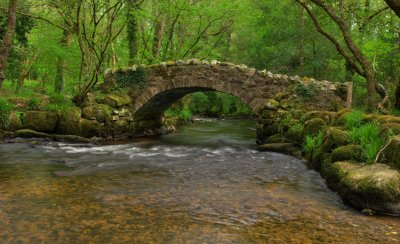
295, 82, 319, 99
345, 110, 363, 130
303, 130, 324, 154
0, 98, 13, 129
350, 122, 385, 163
28, 97, 41, 110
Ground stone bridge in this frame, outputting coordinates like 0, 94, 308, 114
104, 59, 352, 135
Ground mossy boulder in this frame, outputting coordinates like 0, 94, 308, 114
259, 143, 301, 158
81, 107, 98, 120
322, 127, 350, 152
331, 144, 363, 163
333, 109, 352, 126
303, 118, 326, 137
380, 123, 400, 136
266, 134, 287, 143
263, 99, 280, 111
303, 111, 336, 124
376, 115, 400, 124
22, 111, 58, 133
7, 112, 23, 131
262, 123, 280, 137
329, 161, 400, 215
285, 123, 304, 143
112, 120, 132, 135
79, 119, 104, 138
56, 107, 82, 135
377, 135, 400, 169
104, 94, 132, 108
15, 129, 52, 139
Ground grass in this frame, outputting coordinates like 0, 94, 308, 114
303, 130, 324, 154
350, 122, 385, 163
345, 110, 363, 130
0, 98, 14, 129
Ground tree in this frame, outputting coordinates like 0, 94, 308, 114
384, 0, 400, 109
295, 0, 388, 112
0, 0, 17, 89
73, 0, 127, 106
384, 0, 400, 17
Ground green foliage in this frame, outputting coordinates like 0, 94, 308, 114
0, 99, 13, 129
28, 97, 41, 110
303, 131, 324, 154
295, 82, 319, 99
345, 111, 363, 130
165, 107, 192, 122
350, 122, 385, 163
44, 93, 73, 112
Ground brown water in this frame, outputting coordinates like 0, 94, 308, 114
0, 119, 399, 243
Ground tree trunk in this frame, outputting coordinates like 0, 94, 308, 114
0, 0, 17, 88
127, 2, 139, 65
299, 7, 305, 67
395, 81, 400, 109
152, 17, 165, 61
55, 29, 71, 93
384, 0, 400, 18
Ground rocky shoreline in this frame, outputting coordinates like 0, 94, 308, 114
257, 108, 400, 216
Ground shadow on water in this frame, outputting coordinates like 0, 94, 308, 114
0, 119, 399, 243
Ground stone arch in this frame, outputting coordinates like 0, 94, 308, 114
133, 79, 255, 125
103, 59, 352, 135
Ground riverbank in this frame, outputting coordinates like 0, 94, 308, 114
257, 108, 400, 216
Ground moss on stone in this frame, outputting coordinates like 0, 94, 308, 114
263, 99, 280, 111
331, 144, 363, 163
7, 112, 23, 131
303, 118, 326, 137
22, 111, 58, 133
333, 109, 352, 126
56, 107, 82, 135
266, 134, 287, 143
262, 123, 280, 137
380, 123, 400, 136
79, 119, 104, 138
322, 127, 350, 152
332, 162, 400, 215
303, 111, 336, 124
104, 94, 132, 108
285, 123, 304, 142
377, 135, 400, 170
15, 129, 52, 139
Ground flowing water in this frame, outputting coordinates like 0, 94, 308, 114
0, 119, 399, 243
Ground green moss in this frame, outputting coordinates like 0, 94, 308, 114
285, 123, 304, 142
322, 127, 351, 152
331, 144, 363, 163
303, 118, 326, 137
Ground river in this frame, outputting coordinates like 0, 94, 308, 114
0, 119, 399, 243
